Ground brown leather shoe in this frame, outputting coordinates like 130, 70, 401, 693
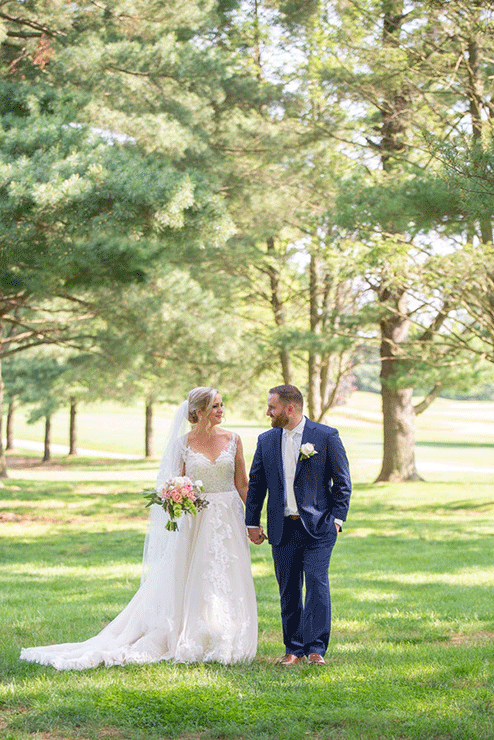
278, 654, 306, 666
308, 653, 326, 665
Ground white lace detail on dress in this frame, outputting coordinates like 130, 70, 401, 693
20, 430, 257, 669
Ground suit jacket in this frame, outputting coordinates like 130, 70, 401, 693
245, 417, 351, 545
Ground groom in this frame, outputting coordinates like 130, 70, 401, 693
245, 385, 351, 665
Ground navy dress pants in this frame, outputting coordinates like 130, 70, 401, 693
271, 516, 338, 657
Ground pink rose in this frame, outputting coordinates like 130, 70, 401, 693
171, 491, 183, 503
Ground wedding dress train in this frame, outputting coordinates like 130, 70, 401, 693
20, 432, 257, 669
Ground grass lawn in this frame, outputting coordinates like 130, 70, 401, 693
1, 395, 493, 739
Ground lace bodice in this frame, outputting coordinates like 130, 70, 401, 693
178, 432, 238, 494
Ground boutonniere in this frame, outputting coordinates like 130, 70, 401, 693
300, 442, 318, 460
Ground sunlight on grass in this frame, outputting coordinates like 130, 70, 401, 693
376, 569, 494, 586
5, 563, 142, 578
1, 398, 494, 740
0, 497, 65, 508
356, 589, 399, 602
250, 561, 274, 578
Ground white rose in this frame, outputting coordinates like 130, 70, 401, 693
300, 442, 317, 458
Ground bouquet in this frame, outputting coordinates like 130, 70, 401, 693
143, 476, 209, 531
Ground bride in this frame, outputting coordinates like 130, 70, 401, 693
20, 387, 258, 669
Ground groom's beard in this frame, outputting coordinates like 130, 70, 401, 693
270, 411, 289, 428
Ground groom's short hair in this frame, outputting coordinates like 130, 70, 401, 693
269, 384, 304, 409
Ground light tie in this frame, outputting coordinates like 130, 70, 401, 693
284, 429, 298, 514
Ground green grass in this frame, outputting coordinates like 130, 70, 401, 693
10, 400, 269, 458
1, 395, 494, 739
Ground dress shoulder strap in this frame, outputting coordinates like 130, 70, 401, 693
228, 430, 239, 454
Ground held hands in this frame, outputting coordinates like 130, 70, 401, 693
247, 526, 267, 545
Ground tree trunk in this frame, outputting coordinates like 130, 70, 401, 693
0, 327, 7, 477
68, 396, 77, 456
465, 33, 493, 244
266, 237, 293, 384
43, 415, 51, 463
376, 384, 422, 482
308, 255, 354, 422
307, 354, 320, 420
375, 302, 422, 482
308, 254, 321, 420
6, 396, 15, 451
374, 0, 422, 482
252, 0, 262, 80
145, 397, 153, 458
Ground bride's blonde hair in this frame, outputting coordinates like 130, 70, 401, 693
187, 387, 218, 425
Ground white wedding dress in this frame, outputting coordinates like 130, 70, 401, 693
20, 432, 257, 669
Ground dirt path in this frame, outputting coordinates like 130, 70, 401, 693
11, 439, 142, 459
4, 440, 155, 482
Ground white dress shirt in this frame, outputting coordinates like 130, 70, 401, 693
283, 417, 306, 516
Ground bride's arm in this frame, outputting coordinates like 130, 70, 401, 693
234, 435, 249, 505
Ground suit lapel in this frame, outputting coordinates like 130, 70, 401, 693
272, 428, 284, 482
294, 418, 317, 481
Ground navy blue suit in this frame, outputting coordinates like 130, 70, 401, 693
245, 417, 351, 656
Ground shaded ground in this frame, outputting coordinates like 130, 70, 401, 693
3, 452, 156, 482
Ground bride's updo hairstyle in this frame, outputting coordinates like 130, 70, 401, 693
187, 387, 218, 425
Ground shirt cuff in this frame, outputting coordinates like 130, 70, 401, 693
334, 518, 343, 527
